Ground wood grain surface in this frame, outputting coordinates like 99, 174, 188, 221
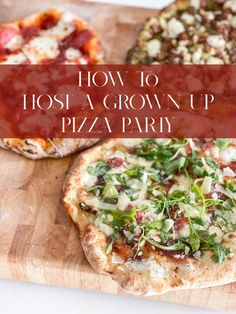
0, 0, 235, 311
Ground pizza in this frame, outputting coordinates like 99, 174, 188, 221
0, 9, 103, 65
63, 138, 236, 295
0, 9, 103, 158
127, 0, 236, 64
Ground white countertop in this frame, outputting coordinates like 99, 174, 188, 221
0, 1, 233, 314
0, 279, 232, 314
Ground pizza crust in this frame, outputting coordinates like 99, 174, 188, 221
0, 138, 99, 159
63, 139, 236, 295
0, 10, 103, 158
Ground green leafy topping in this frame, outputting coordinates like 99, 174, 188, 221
210, 243, 231, 263
215, 139, 230, 149
125, 164, 144, 179
87, 161, 111, 176
191, 182, 206, 216
145, 237, 190, 255
85, 138, 235, 264
102, 182, 119, 204
224, 180, 236, 193
206, 157, 220, 170
188, 234, 200, 252
165, 156, 186, 175
102, 208, 136, 229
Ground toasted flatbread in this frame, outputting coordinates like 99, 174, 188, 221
64, 138, 236, 295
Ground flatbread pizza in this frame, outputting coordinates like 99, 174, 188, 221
64, 138, 236, 295
127, 0, 236, 64
0, 9, 103, 158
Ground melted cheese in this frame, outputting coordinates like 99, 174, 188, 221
223, 207, 236, 224
190, 0, 200, 9
219, 146, 236, 165
65, 48, 82, 60
81, 171, 97, 187
111, 253, 125, 264
5, 34, 23, 50
40, 12, 76, 41
209, 225, 224, 243
146, 39, 161, 58
223, 167, 235, 177
2, 53, 27, 64
98, 222, 113, 236
23, 37, 59, 63
177, 224, 191, 238
125, 259, 166, 282
201, 176, 212, 194
117, 192, 131, 211
224, 0, 236, 12
169, 175, 191, 194
166, 18, 185, 38
215, 184, 236, 200
85, 195, 116, 210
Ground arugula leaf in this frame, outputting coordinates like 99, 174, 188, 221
222, 198, 235, 210
89, 185, 104, 195
192, 164, 204, 177
191, 182, 206, 216
205, 198, 222, 208
102, 208, 136, 229
211, 243, 231, 263
164, 156, 186, 175
144, 220, 163, 231
215, 139, 230, 149
188, 234, 200, 252
87, 161, 111, 176
135, 139, 188, 163
224, 180, 236, 193
206, 157, 220, 170
145, 237, 190, 254
125, 164, 144, 179
126, 188, 139, 201
104, 173, 126, 185
189, 218, 231, 263
148, 171, 161, 183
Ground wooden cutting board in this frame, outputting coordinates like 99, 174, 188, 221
0, 0, 235, 311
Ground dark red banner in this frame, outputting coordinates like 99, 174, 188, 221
0, 64, 235, 138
